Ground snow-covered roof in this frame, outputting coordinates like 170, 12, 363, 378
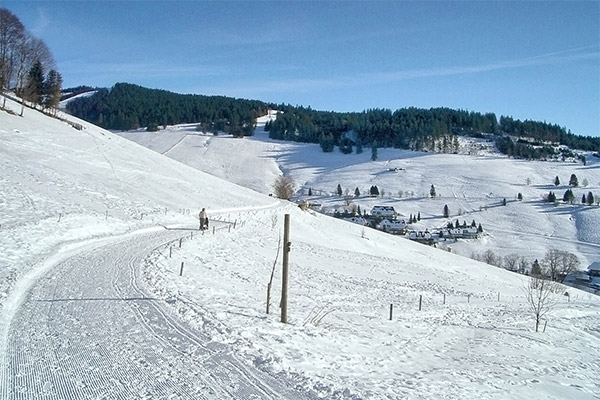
588, 261, 600, 271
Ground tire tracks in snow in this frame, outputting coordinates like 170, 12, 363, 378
2, 229, 321, 399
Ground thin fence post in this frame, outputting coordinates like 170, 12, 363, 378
213, 226, 216, 235
169, 247, 172, 258
498, 292, 500, 302
468, 294, 471, 304
234, 220, 237, 229
443, 293, 446, 305
179, 261, 184, 276
389, 304, 393, 320
179, 238, 183, 248
190, 231, 193, 240
543, 320, 548, 333
419, 295, 422, 311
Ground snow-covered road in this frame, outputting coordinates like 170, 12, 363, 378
1, 229, 320, 399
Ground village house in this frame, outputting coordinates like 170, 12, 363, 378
370, 205, 397, 219
377, 219, 407, 234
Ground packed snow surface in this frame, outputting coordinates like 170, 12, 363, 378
1, 99, 599, 399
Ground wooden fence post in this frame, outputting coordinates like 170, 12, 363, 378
281, 214, 290, 324
179, 262, 184, 276
419, 295, 422, 311
389, 304, 393, 320
179, 238, 183, 248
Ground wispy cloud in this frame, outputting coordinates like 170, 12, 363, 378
214, 47, 600, 96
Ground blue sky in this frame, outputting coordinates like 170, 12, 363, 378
6, 1, 600, 136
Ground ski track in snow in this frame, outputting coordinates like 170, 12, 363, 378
2, 229, 324, 400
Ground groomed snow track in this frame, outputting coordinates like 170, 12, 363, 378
1, 229, 320, 399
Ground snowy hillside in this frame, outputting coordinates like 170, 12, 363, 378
119, 114, 600, 268
1, 99, 599, 399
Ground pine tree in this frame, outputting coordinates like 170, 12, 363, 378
308, 187, 312, 196
478, 223, 483, 233
443, 204, 449, 218
430, 184, 436, 198
371, 140, 378, 161
554, 176, 560, 186
23, 60, 45, 105
370, 185, 379, 196
336, 184, 342, 196
547, 191, 556, 202
517, 193, 523, 201
417, 212, 421, 221
563, 189, 575, 204
569, 173, 579, 187
354, 187, 360, 197
582, 194, 587, 204
43, 69, 62, 111
587, 191, 594, 205
531, 259, 542, 276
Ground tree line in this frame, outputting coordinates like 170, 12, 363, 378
266, 106, 599, 158
0, 8, 61, 110
66, 83, 272, 134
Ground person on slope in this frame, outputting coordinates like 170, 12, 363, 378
199, 208, 208, 230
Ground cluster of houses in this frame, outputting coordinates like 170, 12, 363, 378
564, 262, 600, 295
332, 205, 480, 244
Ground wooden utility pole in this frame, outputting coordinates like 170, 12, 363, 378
281, 214, 290, 323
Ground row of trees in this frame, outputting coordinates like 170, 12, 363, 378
472, 248, 579, 283
66, 83, 271, 133
546, 190, 596, 205
0, 8, 60, 109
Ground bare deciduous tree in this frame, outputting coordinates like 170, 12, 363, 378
525, 276, 558, 332
503, 253, 520, 272
273, 174, 295, 200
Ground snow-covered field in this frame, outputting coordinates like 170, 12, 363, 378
1, 97, 599, 399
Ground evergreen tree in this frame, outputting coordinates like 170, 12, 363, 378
417, 211, 421, 221
563, 189, 575, 204
443, 204, 449, 218
582, 194, 587, 204
370, 185, 379, 196
430, 184, 436, 198
308, 187, 312, 196
471, 219, 476, 227
587, 191, 594, 205
554, 176, 560, 186
336, 184, 342, 196
43, 69, 62, 111
23, 60, 45, 105
531, 259, 542, 276
502, 198, 507, 206
517, 193, 523, 201
569, 173, 579, 187
354, 187, 360, 197
478, 223, 483, 233
356, 136, 363, 154
371, 140, 378, 161
547, 191, 556, 202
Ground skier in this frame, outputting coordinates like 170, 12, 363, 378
199, 208, 208, 230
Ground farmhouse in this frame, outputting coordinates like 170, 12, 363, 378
377, 219, 407, 234
371, 205, 397, 218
